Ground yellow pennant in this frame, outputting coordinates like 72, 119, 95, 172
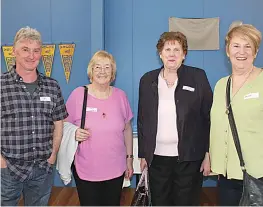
2, 46, 16, 71
41, 44, 56, 77
59, 43, 75, 83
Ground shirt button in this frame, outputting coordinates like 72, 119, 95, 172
31, 116, 34, 118
32, 131, 35, 134
33, 147, 36, 150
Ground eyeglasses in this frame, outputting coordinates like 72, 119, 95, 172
93, 66, 112, 73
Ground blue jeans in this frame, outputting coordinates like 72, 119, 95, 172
1, 165, 54, 206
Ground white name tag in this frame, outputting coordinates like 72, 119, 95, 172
182, 86, 195, 92
244, 92, 259, 100
40, 97, 51, 101
86, 107, 98, 112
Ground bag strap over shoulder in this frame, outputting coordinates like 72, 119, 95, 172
80, 86, 88, 129
226, 77, 246, 170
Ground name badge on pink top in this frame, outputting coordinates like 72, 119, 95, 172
86, 107, 98, 112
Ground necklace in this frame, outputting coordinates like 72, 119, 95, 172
163, 69, 176, 87
225, 67, 254, 114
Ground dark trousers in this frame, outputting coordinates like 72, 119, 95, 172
72, 165, 124, 206
149, 155, 203, 206
218, 175, 243, 206
218, 175, 263, 206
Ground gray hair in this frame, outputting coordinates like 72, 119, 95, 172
13, 26, 42, 47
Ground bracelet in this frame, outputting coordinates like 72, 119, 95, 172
126, 155, 134, 159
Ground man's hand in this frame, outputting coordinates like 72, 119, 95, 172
47, 154, 57, 165
1, 155, 7, 168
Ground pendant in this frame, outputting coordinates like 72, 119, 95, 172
102, 113, 106, 118
166, 81, 174, 86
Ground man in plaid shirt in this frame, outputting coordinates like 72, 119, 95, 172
1, 27, 68, 206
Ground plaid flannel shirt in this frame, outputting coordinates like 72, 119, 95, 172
1, 67, 68, 181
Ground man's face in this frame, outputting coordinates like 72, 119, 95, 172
13, 39, 42, 72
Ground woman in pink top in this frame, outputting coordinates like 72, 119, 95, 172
66, 50, 134, 206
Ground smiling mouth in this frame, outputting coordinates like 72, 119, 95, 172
236, 57, 247, 61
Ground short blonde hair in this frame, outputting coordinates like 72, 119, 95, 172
13, 26, 42, 47
225, 24, 262, 55
87, 50, 117, 83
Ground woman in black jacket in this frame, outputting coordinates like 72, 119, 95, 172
137, 31, 213, 206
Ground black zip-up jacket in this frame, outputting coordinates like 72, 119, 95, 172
137, 64, 213, 166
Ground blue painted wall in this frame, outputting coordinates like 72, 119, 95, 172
104, 0, 263, 187
1, 0, 101, 100
1, 0, 103, 187
104, 0, 263, 131
1, 0, 263, 187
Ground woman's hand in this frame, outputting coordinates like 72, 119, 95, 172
125, 158, 134, 179
140, 158, 147, 172
75, 128, 90, 142
200, 152, 211, 176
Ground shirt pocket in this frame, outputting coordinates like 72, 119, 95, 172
1, 108, 24, 136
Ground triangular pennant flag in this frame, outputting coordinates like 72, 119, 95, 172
59, 43, 75, 83
41, 44, 56, 77
2, 46, 16, 71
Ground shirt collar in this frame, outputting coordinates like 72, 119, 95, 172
9, 65, 43, 84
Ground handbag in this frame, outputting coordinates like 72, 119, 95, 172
131, 168, 152, 206
226, 77, 263, 206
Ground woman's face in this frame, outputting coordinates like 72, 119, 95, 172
160, 40, 185, 71
227, 36, 256, 71
92, 58, 112, 85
